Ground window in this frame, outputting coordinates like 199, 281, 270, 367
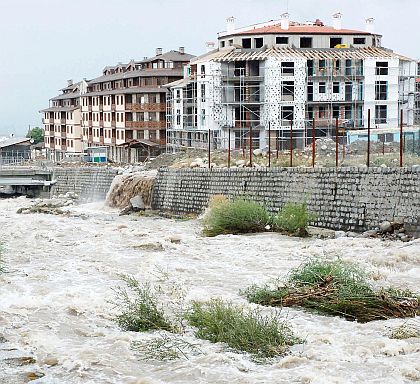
353, 37, 366, 45
176, 110, 181, 125
333, 82, 340, 93
254, 38, 264, 48
242, 38, 251, 48
281, 62, 294, 75
330, 37, 342, 48
201, 84, 206, 102
307, 106, 314, 120
282, 81, 294, 99
221, 41, 225, 48
375, 81, 388, 100
375, 105, 387, 124
201, 65, 205, 75
376, 62, 389, 75
228, 39, 234, 46
332, 105, 340, 119
319, 59, 326, 70
319, 106, 326, 118
319, 82, 326, 94
281, 106, 294, 121
276, 36, 289, 45
300, 37, 312, 48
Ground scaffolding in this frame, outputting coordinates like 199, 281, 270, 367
166, 47, 418, 153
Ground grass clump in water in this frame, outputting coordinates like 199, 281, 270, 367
186, 299, 299, 359
132, 333, 202, 361
203, 196, 270, 237
272, 202, 316, 237
243, 259, 419, 323
111, 275, 174, 332
387, 322, 420, 339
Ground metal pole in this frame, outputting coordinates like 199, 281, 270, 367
228, 128, 231, 168
367, 109, 371, 167
342, 127, 345, 160
268, 121, 271, 168
335, 117, 339, 168
312, 117, 316, 168
208, 128, 211, 169
289, 119, 293, 168
400, 109, 403, 167
249, 125, 253, 167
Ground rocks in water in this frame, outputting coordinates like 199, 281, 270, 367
130, 195, 145, 211
379, 221, 392, 233
132, 242, 164, 251
169, 236, 182, 244
362, 221, 413, 242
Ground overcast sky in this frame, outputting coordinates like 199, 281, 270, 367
0, 0, 418, 136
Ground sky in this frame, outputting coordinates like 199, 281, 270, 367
0, 0, 418, 136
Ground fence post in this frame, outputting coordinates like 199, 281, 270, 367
228, 128, 231, 168
400, 109, 403, 167
312, 117, 316, 168
208, 128, 211, 169
249, 126, 253, 167
335, 117, 339, 168
342, 127, 346, 161
289, 119, 293, 167
268, 121, 271, 168
367, 109, 371, 167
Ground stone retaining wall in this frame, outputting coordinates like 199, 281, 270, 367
51, 167, 118, 201
152, 167, 420, 233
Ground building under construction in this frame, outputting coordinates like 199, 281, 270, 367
166, 13, 418, 151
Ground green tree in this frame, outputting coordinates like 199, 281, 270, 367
26, 127, 44, 144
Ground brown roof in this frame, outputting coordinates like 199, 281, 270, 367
89, 68, 184, 85
229, 23, 373, 36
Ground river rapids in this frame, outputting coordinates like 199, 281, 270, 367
0, 197, 419, 383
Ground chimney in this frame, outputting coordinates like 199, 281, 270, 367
179, 46, 185, 54
67, 79, 73, 87
280, 12, 290, 30
365, 18, 375, 34
156, 48, 163, 56
206, 41, 216, 52
332, 12, 342, 30
143, 56, 148, 60
226, 16, 236, 34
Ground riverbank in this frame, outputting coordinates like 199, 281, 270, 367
0, 197, 419, 383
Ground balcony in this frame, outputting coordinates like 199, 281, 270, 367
130, 103, 166, 112
125, 121, 166, 129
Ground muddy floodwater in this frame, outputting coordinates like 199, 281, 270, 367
0, 197, 419, 384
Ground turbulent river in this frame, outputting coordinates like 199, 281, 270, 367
0, 197, 419, 384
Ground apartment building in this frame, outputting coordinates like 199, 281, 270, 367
80, 48, 194, 162
42, 80, 88, 160
42, 48, 194, 162
167, 14, 417, 151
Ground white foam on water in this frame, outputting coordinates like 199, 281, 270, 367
0, 197, 419, 383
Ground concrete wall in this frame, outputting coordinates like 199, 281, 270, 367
152, 167, 420, 232
51, 167, 118, 201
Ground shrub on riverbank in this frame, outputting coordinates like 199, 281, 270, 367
203, 197, 270, 237
273, 202, 315, 237
243, 259, 419, 323
186, 299, 299, 359
112, 275, 174, 332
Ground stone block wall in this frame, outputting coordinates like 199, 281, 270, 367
152, 167, 420, 232
51, 167, 118, 201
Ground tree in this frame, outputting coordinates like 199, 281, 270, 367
26, 127, 44, 144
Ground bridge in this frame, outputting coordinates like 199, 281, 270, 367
0, 167, 54, 197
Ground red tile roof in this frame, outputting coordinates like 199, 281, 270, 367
231, 24, 371, 36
